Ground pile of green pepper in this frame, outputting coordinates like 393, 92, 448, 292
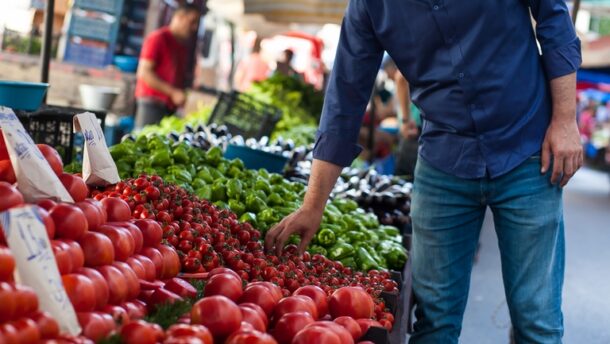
110, 134, 408, 272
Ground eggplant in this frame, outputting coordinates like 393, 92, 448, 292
167, 132, 180, 142
184, 124, 195, 133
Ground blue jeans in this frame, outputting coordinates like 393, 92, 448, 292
409, 156, 564, 344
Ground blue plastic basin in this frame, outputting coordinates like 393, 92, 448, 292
113, 55, 139, 73
0, 80, 49, 111
224, 144, 288, 173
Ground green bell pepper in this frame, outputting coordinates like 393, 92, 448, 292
167, 166, 192, 183
151, 150, 172, 167
109, 142, 135, 161
195, 185, 212, 200
315, 228, 337, 247
213, 200, 228, 209
357, 247, 380, 271
328, 242, 354, 260
345, 230, 367, 243
308, 245, 327, 256
226, 179, 243, 200
245, 195, 266, 213
267, 193, 283, 206
211, 182, 227, 202
205, 146, 223, 166
228, 199, 246, 216
239, 212, 257, 226
333, 199, 359, 213
258, 209, 278, 225
378, 241, 408, 270
172, 145, 190, 164
269, 173, 284, 185
340, 257, 357, 269
254, 179, 272, 195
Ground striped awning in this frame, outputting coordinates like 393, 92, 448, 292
243, 0, 348, 24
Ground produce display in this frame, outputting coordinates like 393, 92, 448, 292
109, 135, 407, 271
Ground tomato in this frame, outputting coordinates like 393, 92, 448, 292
50, 204, 88, 240
191, 295, 242, 338
157, 244, 180, 279
208, 267, 241, 281
36, 199, 57, 211
52, 240, 74, 274
100, 197, 131, 222
13, 284, 38, 318
204, 273, 243, 301
333, 317, 362, 341
0, 159, 16, 184
166, 324, 213, 344
101, 305, 130, 325
112, 261, 141, 300
272, 312, 315, 344
75, 267, 109, 310
148, 288, 183, 309
292, 325, 341, 344
62, 274, 96, 312
0, 181, 24, 212
77, 312, 116, 342
141, 247, 163, 279
305, 322, 353, 344
134, 219, 162, 248
329, 287, 374, 319
294, 285, 329, 318
75, 201, 104, 231
95, 265, 128, 305
239, 305, 267, 332
96, 225, 135, 261
239, 285, 278, 317
78, 231, 115, 267
31, 311, 60, 339
273, 296, 319, 323
64, 240, 85, 271
239, 303, 268, 327
11, 318, 41, 344
225, 329, 278, 344
112, 222, 143, 254
163, 278, 197, 299
0, 133, 8, 160
355, 319, 383, 336
0, 246, 15, 281
59, 173, 88, 202
132, 254, 156, 281
164, 336, 206, 344
0, 282, 16, 322
36, 144, 63, 175
125, 256, 146, 280
122, 301, 147, 320
36, 207, 56, 240
247, 282, 283, 302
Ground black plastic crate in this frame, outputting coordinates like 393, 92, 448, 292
16, 105, 106, 164
208, 91, 282, 140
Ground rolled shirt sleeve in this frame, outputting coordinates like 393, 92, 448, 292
312, 0, 384, 167
529, 0, 582, 80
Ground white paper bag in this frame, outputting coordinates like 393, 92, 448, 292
0, 107, 73, 203
0, 205, 81, 335
73, 112, 120, 186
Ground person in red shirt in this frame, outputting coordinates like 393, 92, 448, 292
134, 4, 201, 129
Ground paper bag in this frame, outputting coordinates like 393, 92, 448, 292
0, 206, 81, 335
73, 112, 120, 186
0, 107, 73, 203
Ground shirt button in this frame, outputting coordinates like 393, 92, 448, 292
458, 72, 465, 79
433, 4, 440, 10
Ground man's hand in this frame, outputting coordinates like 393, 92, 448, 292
401, 120, 419, 140
264, 206, 323, 256
170, 89, 187, 107
541, 118, 583, 187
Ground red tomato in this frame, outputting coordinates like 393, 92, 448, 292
355, 319, 383, 336
75, 201, 104, 231
96, 225, 134, 261
0, 282, 16, 322
225, 329, 278, 344
122, 301, 147, 320
11, 318, 41, 344
141, 247, 163, 279
36, 199, 57, 211
0, 133, 8, 160
163, 278, 197, 299
0, 159, 16, 184
52, 240, 74, 274
333, 317, 362, 341
148, 288, 183, 309
75, 267, 109, 310
239, 285, 278, 317
77, 312, 116, 342
0, 322, 19, 343
112, 222, 143, 254
272, 312, 315, 344
59, 173, 88, 202
191, 295, 242, 338
132, 254, 156, 281
0, 246, 15, 281
247, 281, 283, 302
273, 296, 319, 323
125, 256, 147, 280
31, 311, 60, 339
112, 261, 141, 301
120, 320, 165, 344
13, 285, 38, 318
309, 321, 354, 344
100, 197, 131, 222
294, 285, 329, 318
78, 231, 115, 267
50, 204, 88, 240
96, 265, 128, 305
36, 207, 56, 240
101, 304, 130, 325
36, 144, 63, 175
166, 324, 213, 344
208, 267, 241, 281
157, 244, 180, 279
239, 303, 268, 327
293, 325, 342, 344
62, 274, 96, 312
64, 240, 85, 271
133, 219, 162, 248
0, 181, 24, 211
205, 273, 243, 301
239, 305, 267, 332
329, 287, 374, 319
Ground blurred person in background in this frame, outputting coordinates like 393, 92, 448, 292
275, 49, 300, 79
134, 3, 201, 129
394, 71, 421, 177
234, 37, 270, 92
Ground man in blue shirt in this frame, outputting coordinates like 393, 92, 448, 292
266, 0, 582, 342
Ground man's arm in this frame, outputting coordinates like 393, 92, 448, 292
137, 60, 185, 107
395, 71, 418, 139
529, 0, 583, 186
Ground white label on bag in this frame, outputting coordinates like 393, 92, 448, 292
0, 106, 73, 203
73, 112, 120, 186
0, 206, 81, 335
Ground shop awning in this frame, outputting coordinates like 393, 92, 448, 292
243, 0, 348, 25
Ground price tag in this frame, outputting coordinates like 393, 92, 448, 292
0, 206, 81, 335
73, 112, 120, 186
0, 106, 73, 202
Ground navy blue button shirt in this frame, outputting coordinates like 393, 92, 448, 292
312, 0, 581, 179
